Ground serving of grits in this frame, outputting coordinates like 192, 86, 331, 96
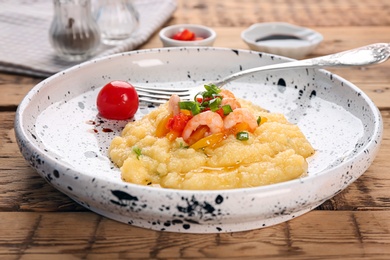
109, 85, 314, 190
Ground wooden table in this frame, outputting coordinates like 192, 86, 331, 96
1, 0, 390, 258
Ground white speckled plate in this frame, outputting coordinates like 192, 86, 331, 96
15, 47, 382, 233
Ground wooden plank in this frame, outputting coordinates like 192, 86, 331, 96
0, 73, 41, 110
1, 0, 389, 258
0, 211, 389, 259
173, 0, 390, 27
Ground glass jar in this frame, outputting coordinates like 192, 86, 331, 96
49, 0, 101, 62
93, 0, 139, 45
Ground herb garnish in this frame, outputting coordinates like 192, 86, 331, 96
178, 84, 232, 116
133, 146, 142, 159
236, 131, 249, 141
257, 116, 261, 125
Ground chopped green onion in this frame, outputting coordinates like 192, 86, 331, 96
221, 105, 233, 115
201, 84, 221, 99
133, 146, 142, 159
204, 84, 221, 94
212, 93, 223, 100
257, 116, 261, 125
179, 101, 193, 110
179, 101, 200, 115
236, 131, 249, 141
209, 97, 222, 112
190, 84, 227, 114
194, 93, 203, 103
179, 142, 189, 149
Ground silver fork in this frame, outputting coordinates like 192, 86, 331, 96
135, 43, 390, 104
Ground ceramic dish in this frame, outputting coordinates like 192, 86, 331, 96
15, 47, 382, 233
241, 22, 323, 59
159, 24, 216, 47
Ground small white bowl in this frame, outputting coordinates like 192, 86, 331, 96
241, 22, 323, 59
159, 24, 217, 47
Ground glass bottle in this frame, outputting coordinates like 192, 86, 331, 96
93, 0, 139, 45
49, 0, 101, 62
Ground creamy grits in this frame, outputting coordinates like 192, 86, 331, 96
109, 85, 314, 190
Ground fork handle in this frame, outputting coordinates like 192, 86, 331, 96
214, 43, 390, 87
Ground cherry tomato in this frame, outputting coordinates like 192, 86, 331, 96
172, 29, 196, 41
96, 80, 139, 120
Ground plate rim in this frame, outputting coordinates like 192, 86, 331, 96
13, 47, 384, 232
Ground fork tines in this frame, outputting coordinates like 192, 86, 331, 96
138, 97, 168, 104
134, 85, 192, 103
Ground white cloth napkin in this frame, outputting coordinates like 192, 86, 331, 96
0, 0, 177, 77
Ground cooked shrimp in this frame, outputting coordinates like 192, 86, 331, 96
223, 108, 258, 132
221, 98, 241, 110
182, 111, 224, 141
220, 89, 235, 98
168, 94, 180, 115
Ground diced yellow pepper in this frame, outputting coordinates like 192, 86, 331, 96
259, 117, 268, 125
180, 109, 192, 116
166, 130, 180, 141
186, 125, 209, 146
155, 113, 172, 137
190, 132, 226, 150
233, 122, 250, 133
225, 122, 250, 136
